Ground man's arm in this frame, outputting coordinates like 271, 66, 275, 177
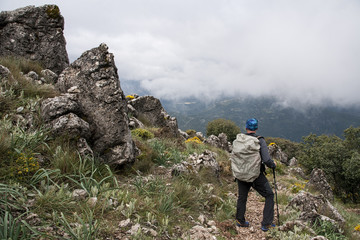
258, 137, 276, 169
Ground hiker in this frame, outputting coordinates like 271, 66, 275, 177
231, 118, 276, 232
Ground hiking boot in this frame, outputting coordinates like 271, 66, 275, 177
261, 223, 276, 232
236, 220, 249, 227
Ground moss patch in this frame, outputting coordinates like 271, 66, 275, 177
46, 5, 60, 19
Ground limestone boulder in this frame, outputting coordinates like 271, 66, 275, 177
41, 93, 80, 122
288, 157, 298, 166
0, 5, 69, 74
56, 43, 137, 166
48, 113, 91, 139
40, 69, 58, 84
287, 191, 345, 225
268, 144, 288, 165
129, 96, 179, 137
306, 168, 334, 201
204, 133, 231, 152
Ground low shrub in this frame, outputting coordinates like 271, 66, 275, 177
185, 136, 203, 144
185, 129, 197, 137
131, 128, 154, 140
291, 182, 305, 193
15, 153, 40, 180
206, 118, 240, 142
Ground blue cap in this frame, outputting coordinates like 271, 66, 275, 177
246, 118, 258, 131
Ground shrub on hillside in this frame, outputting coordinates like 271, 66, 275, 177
185, 136, 203, 145
298, 127, 360, 202
185, 129, 197, 137
131, 128, 154, 140
206, 118, 240, 142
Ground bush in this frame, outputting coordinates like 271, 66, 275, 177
185, 136, 203, 145
206, 118, 240, 142
131, 128, 154, 140
185, 129, 197, 137
298, 128, 360, 203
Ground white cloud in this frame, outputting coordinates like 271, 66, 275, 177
1, 0, 360, 107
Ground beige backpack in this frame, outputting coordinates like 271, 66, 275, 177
230, 133, 262, 182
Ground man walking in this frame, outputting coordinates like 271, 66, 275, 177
231, 118, 276, 232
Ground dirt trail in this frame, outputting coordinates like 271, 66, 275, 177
233, 191, 266, 240
224, 190, 278, 240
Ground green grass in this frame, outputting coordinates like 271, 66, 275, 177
0, 56, 58, 106
333, 201, 360, 240
0, 211, 39, 240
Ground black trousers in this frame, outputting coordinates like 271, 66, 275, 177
236, 172, 274, 226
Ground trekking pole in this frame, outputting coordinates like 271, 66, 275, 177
273, 168, 280, 226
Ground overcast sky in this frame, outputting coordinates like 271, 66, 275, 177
1, 0, 360, 107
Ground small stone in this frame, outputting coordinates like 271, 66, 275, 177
207, 220, 216, 227
143, 227, 158, 237
72, 189, 88, 200
16, 107, 24, 113
128, 223, 141, 235
198, 214, 206, 225
87, 197, 97, 207
119, 218, 131, 228
67, 86, 81, 93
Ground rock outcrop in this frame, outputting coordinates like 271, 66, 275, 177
0, 5, 69, 74
128, 95, 179, 137
268, 144, 289, 165
306, 168, 334, 201
171, 150, 220, 177
204, 133, 231, 152
286, 191, 345, 234
48, 43, 137, 166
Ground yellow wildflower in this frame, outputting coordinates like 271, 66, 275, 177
126, 95, 135, 100
185, 136, 203, 144
355, 224, 360, 232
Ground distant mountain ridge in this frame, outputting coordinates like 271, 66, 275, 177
122, 80, 360, 142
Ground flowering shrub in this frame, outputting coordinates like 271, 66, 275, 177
355, 224, 360, 232
291, 182, 305, 193
15, 153, 39, 179
126, 95, 135, 100
185, 136, 203, 144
